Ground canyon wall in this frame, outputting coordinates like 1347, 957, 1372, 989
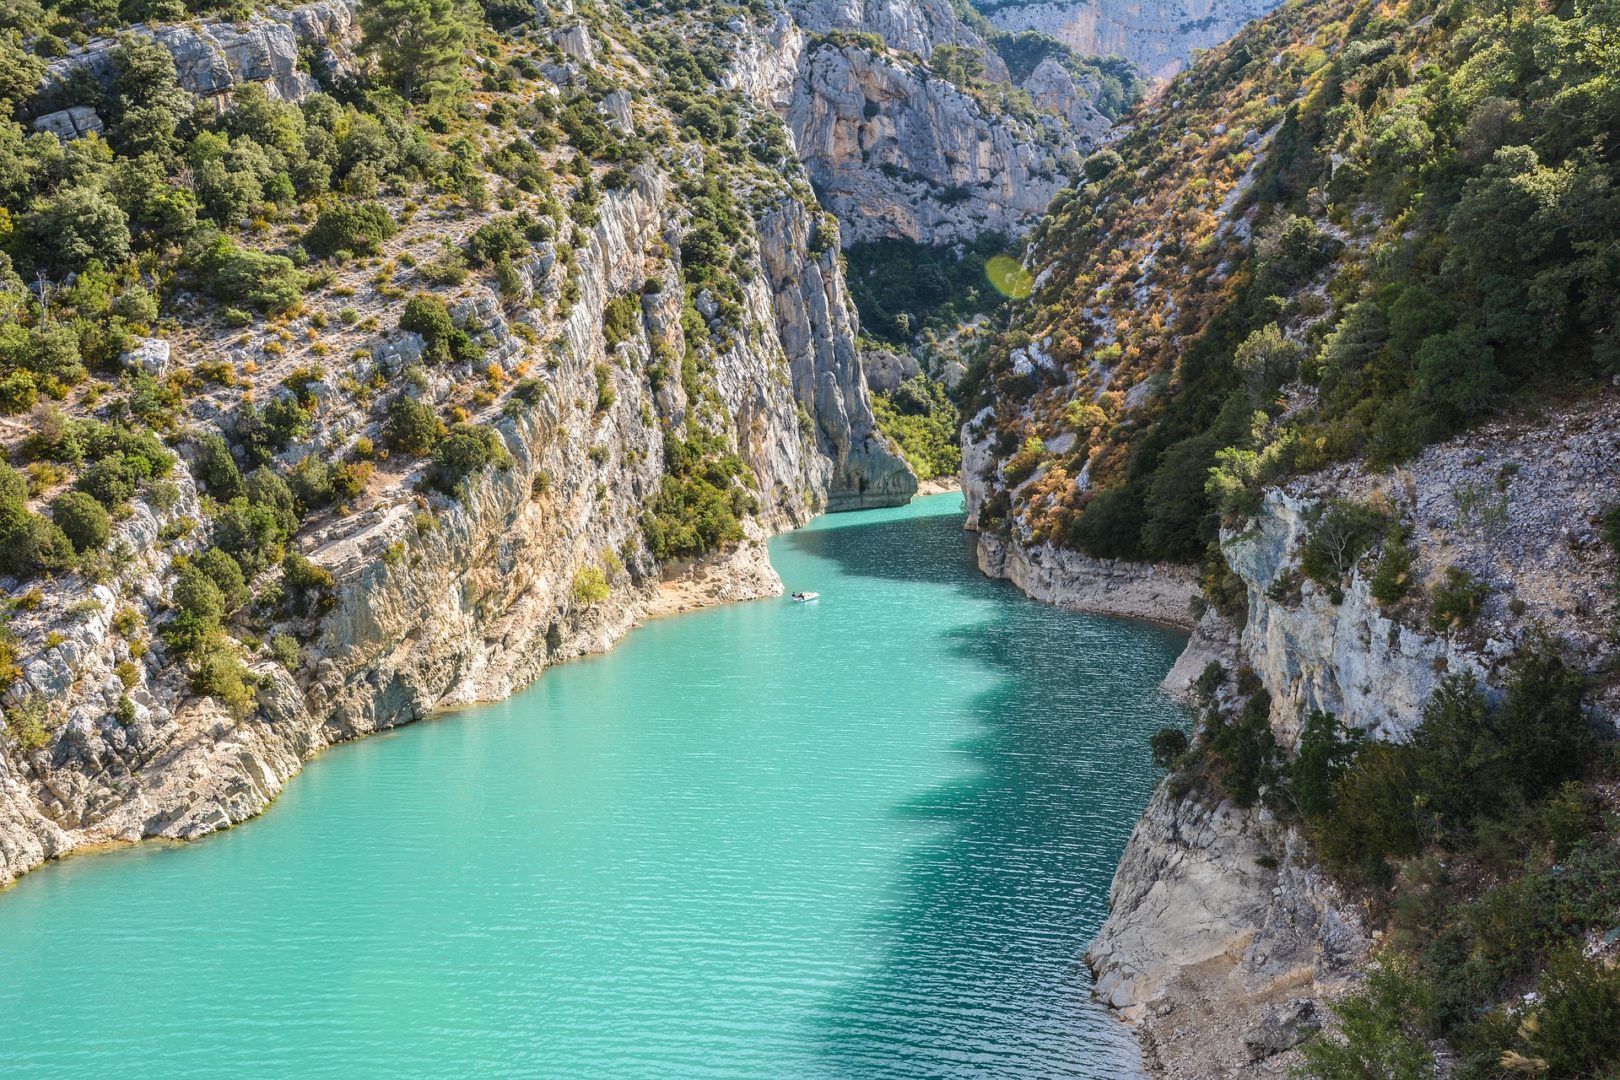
971, 398, 1620, 1076
0, 8, 915, 886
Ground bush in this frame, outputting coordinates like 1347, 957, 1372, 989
304, 202, 398, 259
464, 217, 526, 266
50, 490, 111, 553
1149, 727, 1189, 769
191, 235, 307, 314
593, 363, 616, 412
1297, 961, 1436, 1080
269, 633, 301, 670
192, 644, 257, 719
1291, 709, 1359, 819
1368, 529, 1415, 604
399, 294, 477, 365
1299, 500, 1387, 589
384, 396, 445, 455
1210, 691, 1277, 807
193, 433, 246, 501
603, 295, 640, 351
1427, 567, 1487, 631
425, 423, 509, 495
193, 546, 250, 612
572, 566, 610, 605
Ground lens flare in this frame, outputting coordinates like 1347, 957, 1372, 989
985, 254, 1034, 300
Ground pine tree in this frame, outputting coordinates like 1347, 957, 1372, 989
360, 0, 468, 106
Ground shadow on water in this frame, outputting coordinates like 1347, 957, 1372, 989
786, 506, 1183, 1078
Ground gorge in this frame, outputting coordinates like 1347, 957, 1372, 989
3, 0, 1619, 1074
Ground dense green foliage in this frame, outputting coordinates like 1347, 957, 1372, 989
870, 376, 961, 481
973, 0, 1620, 567
641, 430, 754, 561
844, 234, 1010, 345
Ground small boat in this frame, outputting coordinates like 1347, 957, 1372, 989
791, 591, 820, 603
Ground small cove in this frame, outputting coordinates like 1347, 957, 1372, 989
0, 493, 1187, 1077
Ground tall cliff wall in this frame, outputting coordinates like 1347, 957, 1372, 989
972, 0, 1285, 81
0, 6, 915, 887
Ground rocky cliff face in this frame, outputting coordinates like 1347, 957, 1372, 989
786, 40, 1081, 245
970, 396, 1620, 1076
34, 0, 359, 138
0, 7, 915, 886
973, 0, 1285, 81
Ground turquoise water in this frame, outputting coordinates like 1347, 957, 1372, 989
0, 494, 1186, 1078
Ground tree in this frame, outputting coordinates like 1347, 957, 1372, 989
1149, 727, 1189, 769
193, 432, 245, 501
361, 0, 469, 106
304, 202, 397, 259
104, 35, 193, 159
384, 396, 443, 455
1233, 323, 1302, 395
1292, 710, 1360, 818
24, 187, 131, 273
1415, 328, 1502, 419
50, 490, 110, 553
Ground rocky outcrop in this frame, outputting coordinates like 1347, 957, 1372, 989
977, 532, 1198, 626
786, 41, 1083, 244
36, 0, 359, 134
976, 0, 1286, 81
791, 0, 1008, 65
969, 396, 1620, 1075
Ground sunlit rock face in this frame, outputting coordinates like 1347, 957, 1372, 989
972, 0, 1285, 81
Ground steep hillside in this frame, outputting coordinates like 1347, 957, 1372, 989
0, 0, 916, 884
965, 0, 1620, 1074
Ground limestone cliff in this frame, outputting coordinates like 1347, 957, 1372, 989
786, 39, 1081, 245
0, 6, 915, 887
973, 0, 1285, 81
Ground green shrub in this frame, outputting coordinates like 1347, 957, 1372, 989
1291, 710, 1360, 819
1299, 500, 1386, 590
191, 235, 308, 314
304, 202, 398, 259
193, 433, 246, 501
572, 566, 609, 605
1210, 690, 1277, 807
384, 396, 445, 456
464, 217, 526, 266
50, 490, 110, 553
1297, 961, 1436, 1080
1149, 727, 1190, 769
192, 643, 257, 719
871, 376, 961, 481
603, 295, 640, 351
1368, 529, 1415, 605
268, 633, 301, 671
425, 423, 509, 495
593, 363, 616, 412
1427, 567, 1487, 632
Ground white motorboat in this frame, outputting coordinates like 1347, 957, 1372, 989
791, 591, 820, 603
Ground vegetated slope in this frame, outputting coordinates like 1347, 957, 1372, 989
958, 0, 1620, 1074
966, 0, 1618, 578
0, 0, 915, 883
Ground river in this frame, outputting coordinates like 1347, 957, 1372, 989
0, 493, 1186, 1078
